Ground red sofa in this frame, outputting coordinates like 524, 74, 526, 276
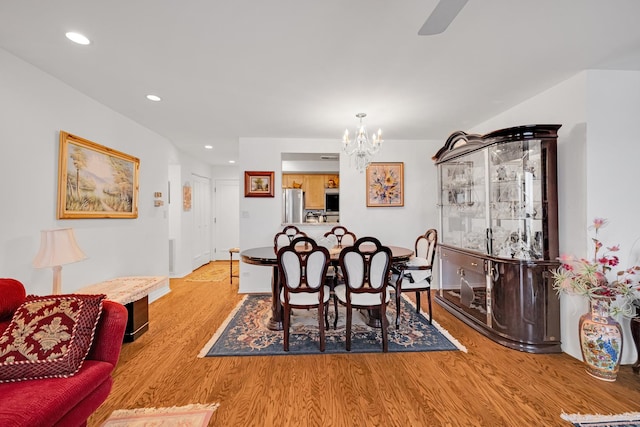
0, 278, 127, 427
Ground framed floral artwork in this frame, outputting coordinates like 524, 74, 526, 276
244, 171, 274, 197
183, 183, 192, 211
366, 162, 404, 207
57, 131, 139, 219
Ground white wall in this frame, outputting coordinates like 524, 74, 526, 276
472, 70, 640, 364
586, 70, 640, 364
168, 151, 215, 278
282, 160, 339, 172
238, 137, 441, 293
168, 161, 238, 277
0, 48, 206, 300
211, 164, 239, 180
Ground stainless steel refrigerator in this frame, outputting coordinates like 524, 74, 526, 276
282, 188, 304, 223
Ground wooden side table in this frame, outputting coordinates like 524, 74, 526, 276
229, 248, 240, 284
78, 276, 168, 342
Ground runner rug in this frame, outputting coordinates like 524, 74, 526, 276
186, 261, 235, 282
561, 412, 640, 427
101, 403, 219, 427
199, 294, 467, 356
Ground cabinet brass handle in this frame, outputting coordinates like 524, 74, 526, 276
470, 262, 478, 267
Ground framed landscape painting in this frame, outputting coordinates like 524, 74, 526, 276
244, 171, 274, 197
366, 162, 404, 207
57, 131, 140, 219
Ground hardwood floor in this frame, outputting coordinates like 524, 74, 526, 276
89, 261, 640, 426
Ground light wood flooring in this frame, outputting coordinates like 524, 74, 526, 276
89, 261, 640, 426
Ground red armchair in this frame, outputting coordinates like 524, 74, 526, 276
0, 278, 127, 427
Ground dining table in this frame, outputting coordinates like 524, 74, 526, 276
241, 244, 414, 331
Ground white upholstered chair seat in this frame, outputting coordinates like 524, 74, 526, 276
399, 275, 432, 290
406, 256, 430, 268
334, 284, 391, 306
397, 257, 432, 287
281, 285, 331, 306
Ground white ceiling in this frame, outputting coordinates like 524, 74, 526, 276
2, 0, 640, 165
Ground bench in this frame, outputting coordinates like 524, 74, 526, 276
78, 276, 168, 342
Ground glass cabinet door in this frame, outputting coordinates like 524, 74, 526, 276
488, 140, 544, 260
439, 150, 487, 253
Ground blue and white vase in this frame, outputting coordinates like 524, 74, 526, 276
579, 297, 623, 381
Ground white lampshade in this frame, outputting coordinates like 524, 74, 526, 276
33, 228, 87, 294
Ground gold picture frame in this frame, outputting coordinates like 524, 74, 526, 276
57, 131, 140, 219
244, 171, 275, 197
366, 162, 404, 207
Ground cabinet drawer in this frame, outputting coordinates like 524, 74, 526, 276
441, 247, 484, 276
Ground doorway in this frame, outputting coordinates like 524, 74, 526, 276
192, 174, 211, 269
214, 179, 240, 260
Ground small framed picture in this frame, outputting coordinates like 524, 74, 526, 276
244, 171, 274, 197
366, 162, 404, 207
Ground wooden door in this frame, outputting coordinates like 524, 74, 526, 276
192, 174, 211, 269
214, 179, 239, 260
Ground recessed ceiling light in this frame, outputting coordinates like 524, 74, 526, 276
204, 145, 213, 150
146, 94, 161, 102
65, 32, 91, 45
228, 160, 236, 164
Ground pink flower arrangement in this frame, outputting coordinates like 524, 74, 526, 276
552, 218, 640, 317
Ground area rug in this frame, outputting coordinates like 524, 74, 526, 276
101, 403, 219, 427
187, 261, 236, 282
561, 412, 640, 426
198, 294, 467, 356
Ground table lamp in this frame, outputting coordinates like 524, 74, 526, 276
32, 228, 87, 294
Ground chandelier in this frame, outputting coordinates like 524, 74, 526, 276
342, 113, 383, 172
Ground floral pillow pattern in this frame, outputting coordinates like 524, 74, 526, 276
0, 293, 105, 383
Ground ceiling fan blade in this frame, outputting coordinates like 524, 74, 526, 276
418, 0, 469, 36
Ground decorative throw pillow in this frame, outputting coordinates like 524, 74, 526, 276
0, 278, 27, 321
0, 293, 105, 383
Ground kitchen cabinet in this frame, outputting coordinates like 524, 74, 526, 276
282, 174, 304, 189
303, 175, 326, 209
434, 124, 561, 353
324, 174, 339, 188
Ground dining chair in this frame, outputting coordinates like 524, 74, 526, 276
393, 228, 438, 328
323, 225, 356, 248
274, 225, 307, 253
323, 225, 357, 287
277, 236, 331, 352
334, 236, 392, 352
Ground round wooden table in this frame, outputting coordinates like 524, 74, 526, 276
241, 245, 413, 331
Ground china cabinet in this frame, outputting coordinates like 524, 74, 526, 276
434, 124, 561, 353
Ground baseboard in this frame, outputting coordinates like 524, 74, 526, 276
149, 285, 171, 304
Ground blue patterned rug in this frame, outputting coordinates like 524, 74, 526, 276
561, 412, 640, 427
199, 294, 466, 356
